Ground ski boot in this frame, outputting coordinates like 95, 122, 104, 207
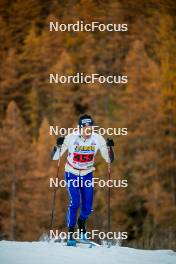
67, 227, 76, 247
77, 217, 87, 241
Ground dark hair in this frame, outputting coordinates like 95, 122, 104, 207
78, 114, 94, 127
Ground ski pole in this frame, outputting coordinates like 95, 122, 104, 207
106, 138, 114, 234
107, 149, 111, 233
49, 151, 61, 230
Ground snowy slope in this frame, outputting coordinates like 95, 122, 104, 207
0, 241, 175, 264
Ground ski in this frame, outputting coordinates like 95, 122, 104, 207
75, 238, 100, 248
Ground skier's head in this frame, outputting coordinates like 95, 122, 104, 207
78, 114, 94, 139
78, 114, 94, 128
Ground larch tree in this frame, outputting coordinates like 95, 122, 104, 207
0, 101, 34, 240
117, 39, 164, 247
154, 14, 176, 248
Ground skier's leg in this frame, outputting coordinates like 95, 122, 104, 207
65, 172, 80, 229
78, 172, 94, 235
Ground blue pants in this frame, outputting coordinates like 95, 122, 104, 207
64, 171, 94, 228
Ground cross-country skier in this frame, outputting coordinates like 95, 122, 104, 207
52, 114, 114, 246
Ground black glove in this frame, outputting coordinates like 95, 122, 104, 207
106, 138, 114, 147
106, 138, 114, 163
57, 136, 65, 146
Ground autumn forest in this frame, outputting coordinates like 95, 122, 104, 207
0, 0, 176, 249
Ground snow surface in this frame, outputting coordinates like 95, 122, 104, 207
0, 241, 176, 264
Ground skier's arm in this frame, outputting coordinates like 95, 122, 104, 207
99, 135, 114, 163
51, 136, 69, 160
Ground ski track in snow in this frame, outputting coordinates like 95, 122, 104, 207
0, 241, 176, 264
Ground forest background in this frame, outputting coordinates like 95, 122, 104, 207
0, 0, 176, 250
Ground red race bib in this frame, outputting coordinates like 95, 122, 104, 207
73, 153, 94, 163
